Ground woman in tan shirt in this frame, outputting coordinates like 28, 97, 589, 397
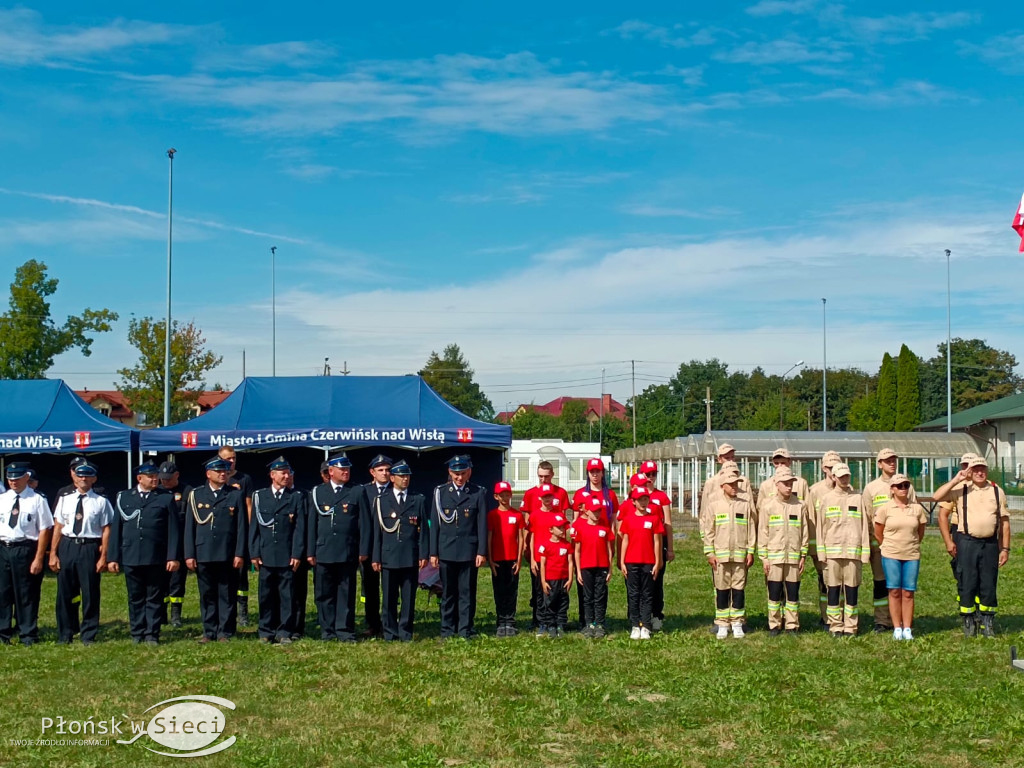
873, 474, 927, 640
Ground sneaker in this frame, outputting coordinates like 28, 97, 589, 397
593, 625, 606, 639
535, 625, 547, 638
893, 628, 904, 641
630, 627, 641, 640
506, 626, 519, 637
639, 627, 651, 640
732, 625, 745, 639
715, 626, 729, 640
902, 627, 914, 641
581, 625, 594, 639
496, 626, 507, 638
553, 628, 563, 639
650, 616, 663, 632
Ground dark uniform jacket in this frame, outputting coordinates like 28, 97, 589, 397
110, 487, 181, 567
185, 484, 247, 563
307, 482, 368, 564
372, 490, 428, 569
250, 486, 306, 568
429, 482, 488, 562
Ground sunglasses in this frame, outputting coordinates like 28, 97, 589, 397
893, 483, 911, 490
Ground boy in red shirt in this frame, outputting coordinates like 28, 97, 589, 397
619, 486, 664, 640
572, 496, 614, 638
487, 481, 526, 637
529, 484, 571, 635
538, 519, 574, 638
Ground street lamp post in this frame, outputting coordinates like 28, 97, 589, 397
945, 249, 952, 433
271, 246, 277, 377
822, 298, 827, 431
780, 360, 804, 430
163, 148, 176, 427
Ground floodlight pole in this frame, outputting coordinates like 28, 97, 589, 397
163, 148, 176, 427
780, 360, 804, 430
822, 297, 827, 431
945, 249, 952, 433
271, 246, 277, 376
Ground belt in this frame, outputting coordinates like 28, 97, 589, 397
962, 534, 998, 543
66, 537, 102, 545
0, 539, 34, 548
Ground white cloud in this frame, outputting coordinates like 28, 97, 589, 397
715, 37, 850, 65
657, 64, 705, 87
197, 41, 336, 72
621, 204, 733, 219
610, 20, 718, 48
958, 33, 1024, 73
839, 11, 978, 44
746, 0, 818, 16
808, 79, 962, 106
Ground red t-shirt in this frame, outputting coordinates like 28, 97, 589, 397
573, 518, 613, 569
520, 484, 571, 516
648, 489, 671, 519
487, 508, 525, 562
620, 511, 665, 564
529, 509, 569, 559
571, 487, 618, 523
538, 537, 572, 580
617, 499, 664, 524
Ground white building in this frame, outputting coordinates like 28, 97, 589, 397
506, 439, 612, 493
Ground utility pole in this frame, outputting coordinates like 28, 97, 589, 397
945, 249, 952, 433
599, 368, 605, 449
242, 349, 246, 379
271, 246, 277, 376
163, 148, 176, 427
323, 357, 330, 376
631, 360, 637, 448
704, 386, 713, 433
822, 297, 827, 431
340, 361, 350, 376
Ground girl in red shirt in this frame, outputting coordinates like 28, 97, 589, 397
619, 487, 664, 640
572, 496, 614, 638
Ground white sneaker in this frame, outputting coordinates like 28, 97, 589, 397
639, 627, 651, 640
902, 627, 913, 641
716, 626, 729, 640
630, 626, 641, 640
732, 625, 745, 639
892, 627, 904, 640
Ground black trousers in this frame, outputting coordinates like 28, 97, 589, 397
381, 566, 417, 641
950, 527, 963, 605
581, 567, 609, 627
124, 563, 169, 641
626, 563, 654, 629
237, 559, 250, 601
0, 541, 41, 644
292, 561, 310, 637
491, 561, 519, 627
651, 545, 668, 619
258, 565, 294, 639
196, 561, 239, 639
540, 579, 569, 629
439, 560, 477, 638
958, 535, 999, 614
314, 560, 358, 640
168, 566, 187, 601
360, 560, 382, 633
530, 567, 543, 627
55, 538, 102, 642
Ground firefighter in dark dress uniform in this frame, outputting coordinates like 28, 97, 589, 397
429, 455, 488, 640
286, 468, 310, 640
360, 454, 391, 637
371, 460, 427, 641
185, 456, 247, 643
158, 461, 191, 628
250, 457, 306, 644
108, 462, 181, 645
307, 452, 368, 642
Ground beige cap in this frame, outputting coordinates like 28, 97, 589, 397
832, 462, 852, 478
960, 453, 978, 466
720, 460, 739, 471
888, 473, 911, 487
718, 443, 736, 456
969, 457, 989, 470
773, 467, 796, 482
822, 450, 842, 468
719, 471, 741, 486
876, 448, 897, 461
772, 448, 791, 459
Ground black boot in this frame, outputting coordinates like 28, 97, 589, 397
170, 604, 183, 628
238, 599, 250, 628
962, 613, 977, 638
980, 614, 996, 639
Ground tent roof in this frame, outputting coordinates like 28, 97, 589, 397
139, 375, 511, 452
0, 380, 137, 453
916, 393, 1024, 431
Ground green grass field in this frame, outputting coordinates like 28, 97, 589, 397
2, 533, 1023, 768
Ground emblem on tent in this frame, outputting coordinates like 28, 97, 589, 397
74, 432, 91, 448
457, 429, 473, 443
181, 432, 199, 448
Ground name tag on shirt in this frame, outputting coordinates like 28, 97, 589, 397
554, 515, 564, 524
644, 521, 653, 529
508, 516, 516, 525
598, 530, 607, 538
559, 547, 568, 556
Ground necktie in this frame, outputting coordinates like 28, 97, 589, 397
275, 490, 282, 501
399, 492, 406, 505
73, 494, 85, 535
8, 495, 19, 529
141, 492, 149, 501
377, 485, 386, 497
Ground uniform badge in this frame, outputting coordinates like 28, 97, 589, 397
75, 513, 84, 521
342, 504, 349, 513
391, 512, 397, 519
289, 514, 295, 522
463, 511, 470, 518
323, 505, 331, 511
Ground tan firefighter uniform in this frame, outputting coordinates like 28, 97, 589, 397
807, 450, 842, 622
701, 473, 756, 628
817, 465, 871, 635
757, 469, 809, 631
701, 460, 753, 514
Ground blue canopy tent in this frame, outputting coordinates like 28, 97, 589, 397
140, 376, 511, 492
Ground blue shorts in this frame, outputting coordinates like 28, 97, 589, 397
881, 557, 920, 592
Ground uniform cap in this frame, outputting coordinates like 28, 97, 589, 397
538, 483, 555, 496
821, 451, 842, 468
629, 473, 650, 488
959, 453, 978, 466
5, 462, 31, 479
639, 460, 658, 474
888, 473, 911, 487
968, 457, 989, 470
369, 454, 394, 469
137, 461, 161, 475
771, 448, 791, 460
319, 460, 330, 474
327, 452, 352, 469
585, 496, 605, 512
773, 467, 796, 482
390, 460, 412, 476
445, 455, 472, 471
157, 461, 178, 479
494, 480, 512, 494
876, 448, 898, 461
630, 486, 651, 500
73, 462, 98, 478
267, 456, 292, 472
202, 457, 232, 472
25, 468, 38, 481
717, 443, 736, 456
718, 471, 741, 486
720, 461, 739, 471
831, 462, 852, 478
586, 458, 605, 472
68, 455, 87, 469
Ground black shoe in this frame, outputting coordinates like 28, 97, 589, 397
963, 614, 978, 638
56, 637, 72, 645
980, 614, 996, 639
873, 624, 888, 634
769, 628, 781, 637
131, 637, 143, 645
785, 629, 798, 635
170, 604, 183, 628
259, 636, 272, 644
830, 631, 843, 638
145, 638, 159, 646
237, 600, 249, 627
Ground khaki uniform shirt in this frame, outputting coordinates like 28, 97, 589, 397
757, 496, 809, 565
700, 495, 756, 564
816, 487, 871, 563
957, 482, 1008, 540
807, 477, 835, 558
701, 470, 752, 516
875, 501, 928, 560
862, 475, 916, 543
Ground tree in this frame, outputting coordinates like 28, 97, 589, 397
895, 344, 921, 431
509, 408, 561, 440
0, 259, 118, 379
921, 338, 1023, 420
419, 344, 494, 421
875, 353, 898, 431
117, 318, 223, 425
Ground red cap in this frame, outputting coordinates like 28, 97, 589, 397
586, 458, 604, 471
538, 483, 555, 496
640, 460, 657, 474
629, 472, 650, 488
550, 513, 569, 528
630, 487, 651, 500
585, 496, 604, 512
494, 481, 512, 494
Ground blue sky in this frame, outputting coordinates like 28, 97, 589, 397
2, 1, 1022, 410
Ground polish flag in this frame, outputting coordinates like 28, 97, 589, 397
1013, 192, 1024, 252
